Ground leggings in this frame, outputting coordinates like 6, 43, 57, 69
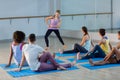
37, 52, 71, 72
82, 45, 106, 59
45, 29, 65, 47
63, 43, 88, 54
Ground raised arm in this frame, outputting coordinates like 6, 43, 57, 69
45, 16, 53, 26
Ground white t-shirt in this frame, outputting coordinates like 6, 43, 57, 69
22, 44, 44, 71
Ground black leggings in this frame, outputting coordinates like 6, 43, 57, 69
63, 43, 88, 54
45, 29, 65, 47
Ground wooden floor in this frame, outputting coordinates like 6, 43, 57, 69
0, 37, 120, 80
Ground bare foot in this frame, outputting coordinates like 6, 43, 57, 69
57, 66, 67, 70
53, 53, 56, 58
89, 59, 94, 66
71, 60, 77, 66
77, 52, 82, 60
59, 49, 64, 54
63, 45, 67, 49
45, 47, 49, 51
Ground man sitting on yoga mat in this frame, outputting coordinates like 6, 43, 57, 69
15, 34, 75, 72
89, 31, 120, 66
77, 28, 112, 60
59, 26, 94, 54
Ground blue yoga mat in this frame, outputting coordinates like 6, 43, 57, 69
56, 52, 77, 57
81, 63, 120, 70
0, 59, 64, 70
0, 63, 19, 70
68, 58, 103, 63
7, 66, 79, 78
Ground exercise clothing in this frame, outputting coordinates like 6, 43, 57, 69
22, 44, 44, 71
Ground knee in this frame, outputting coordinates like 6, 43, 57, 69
74, 43, 79, 47
96, 45, 99, 47
112, 47, 116, 51
44, 52, 51, 56
95, 45, 100, 48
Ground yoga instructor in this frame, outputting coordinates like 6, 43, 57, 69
45, 10, 66, 50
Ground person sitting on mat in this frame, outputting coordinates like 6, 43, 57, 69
77, 28, 112, 60
59, 26, 94, 54
16, 34, 75, 72
89, 31, 120, 66
6, 31, 28, 67
45, 10, 67, 50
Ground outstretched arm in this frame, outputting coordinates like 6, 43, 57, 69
6, 45, 13, 67
91, 40, 95, 47
15, 53, 26, 72
109, 42, 112, 50
104, 47, 116, 61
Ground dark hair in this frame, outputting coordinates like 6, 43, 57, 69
29, 34, 36, 42
13, 31, 25, 43
118, 31, 120, 35
82, 26, 88, 36
52, 10, 61, 19
99, 29, 106, 36
56, 10, 60, 14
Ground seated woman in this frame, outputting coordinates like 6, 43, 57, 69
6, 31, 28, 67
77, 28, 112, 60
89, 31, 120, 66
16, 34, 75, 72
59, 26, 94, 54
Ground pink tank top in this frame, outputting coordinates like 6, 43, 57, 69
49, 18, 60, 30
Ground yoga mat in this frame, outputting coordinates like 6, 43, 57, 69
7, 66, 79, 78
81, 63, 120, 70
68, 58, 103, 63
56, 52, 77, 57
0, 59, 64, 70
0, 63, 19, 70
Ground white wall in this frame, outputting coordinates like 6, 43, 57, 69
113, 0, 120, 28
61, 0, 112, 30
0, 0, 38, 17
0, 0, 49, 40
0, 0, 119, 41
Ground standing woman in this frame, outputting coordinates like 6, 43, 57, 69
45, 10, 66, 50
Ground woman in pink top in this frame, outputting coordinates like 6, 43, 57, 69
45, 10, 66, 50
